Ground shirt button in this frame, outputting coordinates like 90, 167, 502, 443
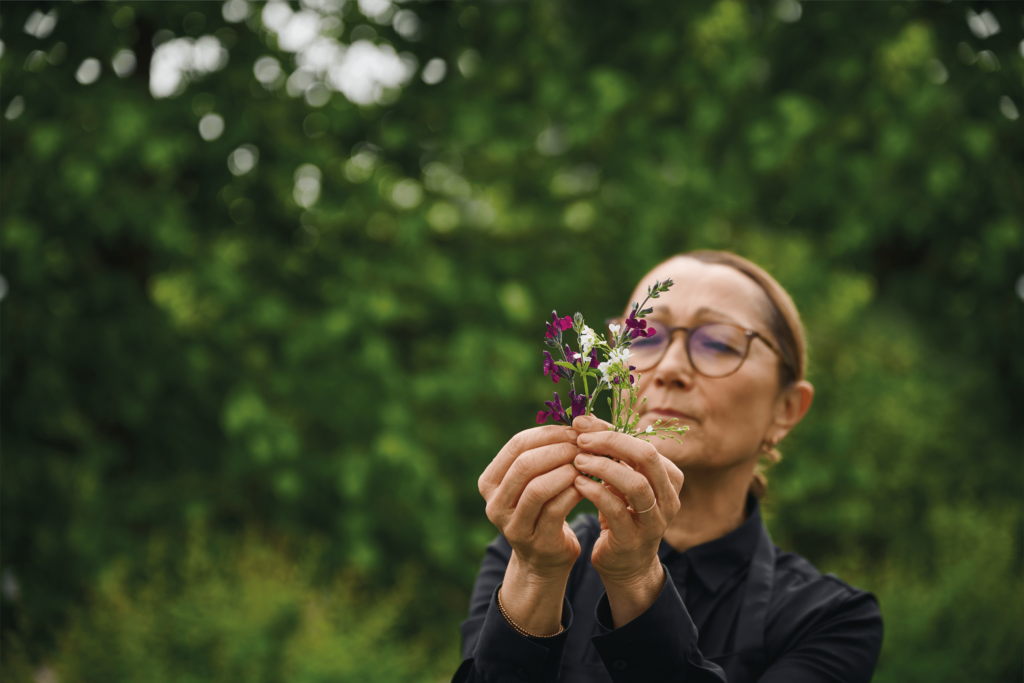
515, 667, 529, 679
613, 660, 628, 670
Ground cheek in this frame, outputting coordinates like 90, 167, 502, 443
704, 377, 775, 450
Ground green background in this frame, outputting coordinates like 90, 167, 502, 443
2, 1, 1022, 681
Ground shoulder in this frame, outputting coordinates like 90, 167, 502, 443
768, 548, 883, 652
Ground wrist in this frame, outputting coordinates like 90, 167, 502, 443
500, 552, 570, 636
601, 557, 665, 629
599, 554, 663, 591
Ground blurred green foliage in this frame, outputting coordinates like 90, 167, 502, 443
1, 1, 1021, 680
4, 526, 446, 683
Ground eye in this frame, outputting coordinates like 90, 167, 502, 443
700, 339, 742, 356
631, 335, 663, 349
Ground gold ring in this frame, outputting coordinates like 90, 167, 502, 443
631, 500, 657, 514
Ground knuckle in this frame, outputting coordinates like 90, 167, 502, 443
520, 481, 546, 507
510, 453, 534, 479
628, 474, 649, 499
508, 431, 528, 456
485, 509, 503, 530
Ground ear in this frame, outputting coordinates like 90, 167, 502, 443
768, 379, 814, 443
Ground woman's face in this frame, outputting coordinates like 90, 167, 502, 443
629, 258, 789, 474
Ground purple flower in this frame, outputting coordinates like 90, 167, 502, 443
588, 348, 599, 369
537, 392, 569, 425
545, 310, 574, 340
625, 310, 656, 339
542, 351, 559, 383
570, 390, 587, 420
542, 351, 571, 384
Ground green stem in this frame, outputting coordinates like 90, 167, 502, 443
582, 370, 589, 414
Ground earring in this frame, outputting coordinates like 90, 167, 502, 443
760, 437, 778, 454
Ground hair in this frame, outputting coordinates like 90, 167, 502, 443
667, 250, 808, 500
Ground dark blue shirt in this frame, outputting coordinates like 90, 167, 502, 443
454, 494, 882, 682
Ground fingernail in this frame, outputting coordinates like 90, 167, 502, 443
575, 476, 589, 486
575, 454, 591, 466
574, 416, 591, 429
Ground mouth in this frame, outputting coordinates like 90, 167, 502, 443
646, 408, 699, 424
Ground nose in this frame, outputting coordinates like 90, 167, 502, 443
650, 329, 696, 389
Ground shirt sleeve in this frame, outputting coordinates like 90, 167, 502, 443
589, 563, 728, 682
452, 534, 575, 683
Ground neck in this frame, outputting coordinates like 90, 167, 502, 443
662, 460, 756, 553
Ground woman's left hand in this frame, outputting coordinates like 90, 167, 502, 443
570, 415, 685, 625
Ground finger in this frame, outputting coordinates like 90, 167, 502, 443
492, 442, 580, 511
507, 464, 580, 536
574, 475, 635, 535
662, 456, 684, 495
479, 426, 578, 497
571, 415, 613, 435
574, 453, 655, 514
576, 431, 675, 505
535, 483, 584, 537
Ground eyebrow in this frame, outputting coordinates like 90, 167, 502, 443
651, 305, 746, 327
693, 306, 745, 325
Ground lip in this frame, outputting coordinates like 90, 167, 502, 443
646, 408, 699, 424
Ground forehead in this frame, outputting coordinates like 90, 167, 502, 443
628, 257, 769, 329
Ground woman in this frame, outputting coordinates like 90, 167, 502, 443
453, 251, 883, 683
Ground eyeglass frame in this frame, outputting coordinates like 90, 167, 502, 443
605, 316, 792, 379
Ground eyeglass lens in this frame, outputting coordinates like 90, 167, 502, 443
627, 322, 750, 377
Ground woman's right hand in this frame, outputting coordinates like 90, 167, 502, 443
478, 425, 584, 579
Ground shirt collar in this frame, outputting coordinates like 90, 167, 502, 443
658, 492, 765, 594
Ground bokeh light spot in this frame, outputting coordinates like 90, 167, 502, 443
458, 49, 481, 78
112, 49, 137, 78
427, 202, 459, 233
999, 96, 1019, 121
227, 144, 260, 176
25, 51, 48, 73
293, 164, 322, 208
222, 0, 251, 24
24, 9, 58, 39
345, 144, 381, 183
393, 10, 421, 41
75, 58, 102, 85
966, 9, 1000, 39
390, 179, 423, 210
199, 113, 225, 140
421, 58, 446, 85
4, 96, 25, 121
254, 56, 283, 86
775, 0, 802, 23
925, 59, 948, 85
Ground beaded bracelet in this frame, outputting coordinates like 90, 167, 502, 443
496, 588, 565, 638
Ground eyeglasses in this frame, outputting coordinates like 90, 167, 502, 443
606, 318, 789, 379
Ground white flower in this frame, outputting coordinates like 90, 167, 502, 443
608, 323, 621, 335
573, 352, 582, 361
598, 361, 609, 375
579, 324, 597, 355
646, 425, 654, 434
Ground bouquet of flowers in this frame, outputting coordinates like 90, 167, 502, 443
536, 278, 688, 449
